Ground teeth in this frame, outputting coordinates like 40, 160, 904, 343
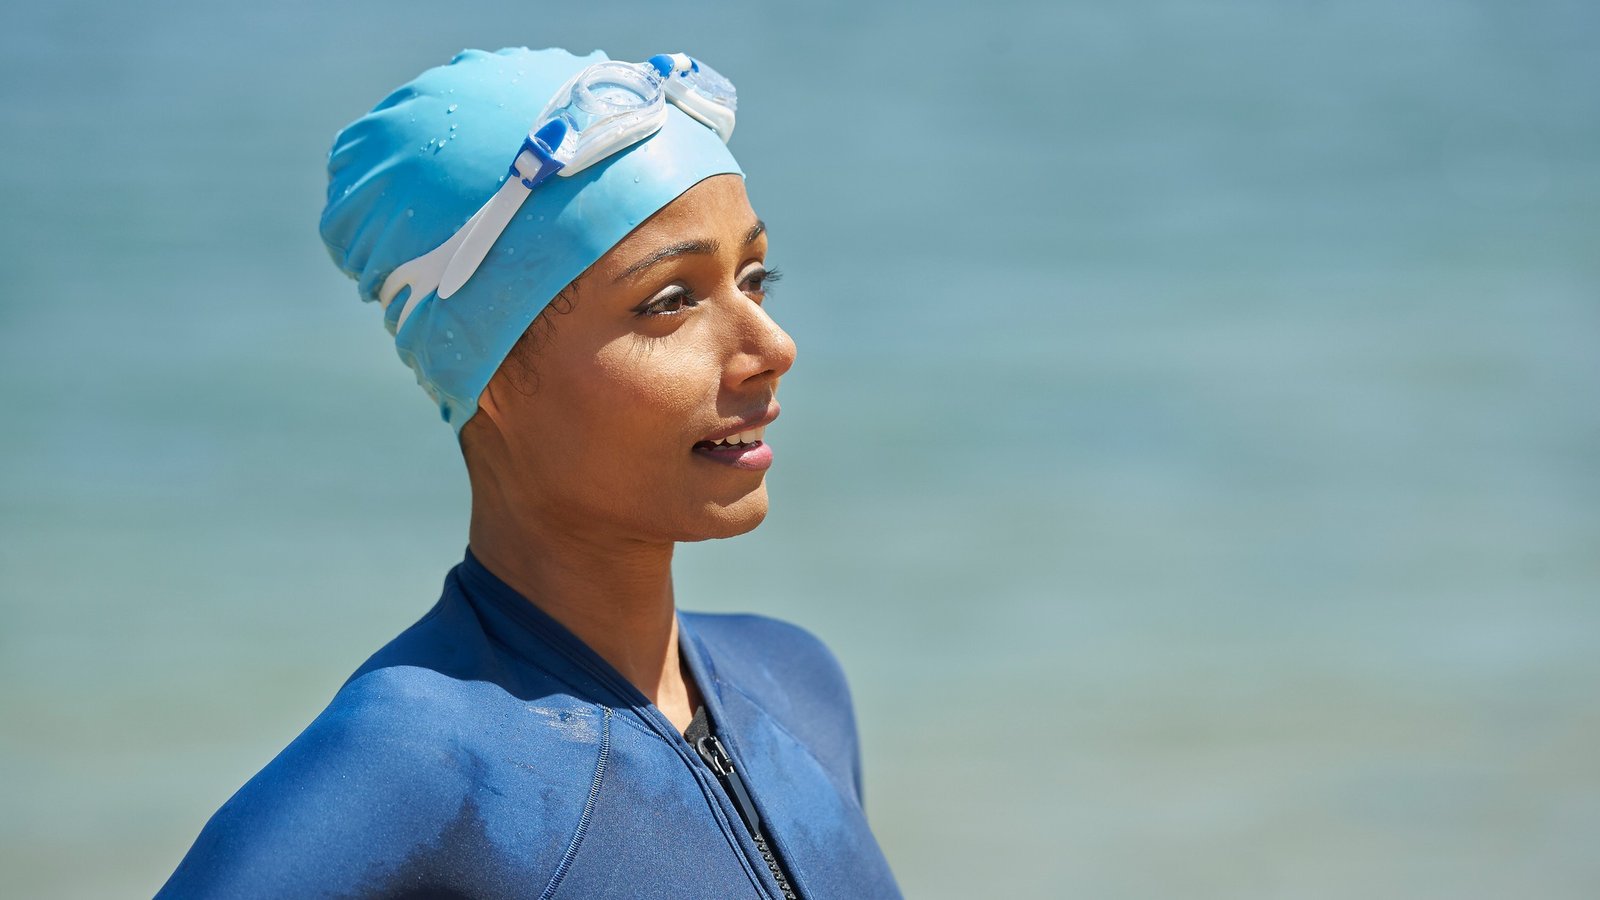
708, 425, 764, 447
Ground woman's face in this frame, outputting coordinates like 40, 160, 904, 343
468, 174, 796, 543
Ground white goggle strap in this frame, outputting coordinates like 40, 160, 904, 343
380, 202, 483, 330
436, 125, 567, 300
380, 128, 564, 327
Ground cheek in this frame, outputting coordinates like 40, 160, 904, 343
553, 339, 717, 468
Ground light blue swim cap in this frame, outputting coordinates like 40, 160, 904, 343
320, 47, 744, 430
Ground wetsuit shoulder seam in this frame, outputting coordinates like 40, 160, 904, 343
536, 708, 612, 900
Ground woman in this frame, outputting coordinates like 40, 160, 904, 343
157, 47, 902, 899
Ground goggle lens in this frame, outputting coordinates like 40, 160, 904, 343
571, 62, 660, 115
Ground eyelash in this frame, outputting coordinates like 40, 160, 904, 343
638, 285, 701, 317
749, 266, 782, 295
636, 266, 783, 318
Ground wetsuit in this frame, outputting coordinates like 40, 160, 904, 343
156, 550, 902, 899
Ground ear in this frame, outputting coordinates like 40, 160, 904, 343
467, 371, 512, 438
461, 374, 513, 460
476, 375, 509, 430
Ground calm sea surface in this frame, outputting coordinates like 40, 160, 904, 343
2, 1, 1597, 897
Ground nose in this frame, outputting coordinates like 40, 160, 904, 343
724, 294, 796, 391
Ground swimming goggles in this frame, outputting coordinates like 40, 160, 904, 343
381, 53, 737, 328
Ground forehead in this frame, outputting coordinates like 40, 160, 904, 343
611, 174, 760, 254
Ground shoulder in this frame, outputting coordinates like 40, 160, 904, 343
684, 612, 855, 704
158, 660, 600, 898
683, 612, 866, 793
156, 667, 483, 895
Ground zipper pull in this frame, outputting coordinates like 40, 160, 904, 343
696, 734, 763, 833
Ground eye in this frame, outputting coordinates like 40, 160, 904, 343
636, 285, 700, 317
740, 265, 782, 298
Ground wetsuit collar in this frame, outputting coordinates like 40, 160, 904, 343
453, 546, 725, 738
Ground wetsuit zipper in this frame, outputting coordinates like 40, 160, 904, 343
695, 733, 800, 900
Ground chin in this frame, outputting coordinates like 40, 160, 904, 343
681, 486, 770, 542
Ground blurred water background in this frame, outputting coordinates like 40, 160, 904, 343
2, 1, 1597, 897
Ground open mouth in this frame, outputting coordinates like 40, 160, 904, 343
691, 424, 772, 470
691, 425, 765, 452
690, 403, 778, 470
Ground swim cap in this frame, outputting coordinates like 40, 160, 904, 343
320, 47, 744, 430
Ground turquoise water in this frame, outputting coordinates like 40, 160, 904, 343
3, 1, 1597, 896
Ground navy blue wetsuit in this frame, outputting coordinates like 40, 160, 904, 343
157, 550, 902, 899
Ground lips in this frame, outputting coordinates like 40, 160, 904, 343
691, 439, 773, 471
691, 402, 779, 471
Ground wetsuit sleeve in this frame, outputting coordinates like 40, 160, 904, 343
155, 680, 489, 899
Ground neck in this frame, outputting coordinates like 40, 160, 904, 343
466, 491, 700, 725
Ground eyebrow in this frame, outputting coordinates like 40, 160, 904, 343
613, 219, 767, 283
